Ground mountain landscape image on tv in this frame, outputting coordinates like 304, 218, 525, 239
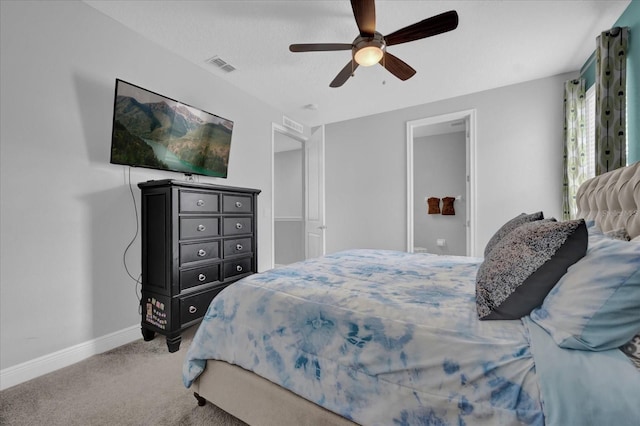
110, 79, 233, 178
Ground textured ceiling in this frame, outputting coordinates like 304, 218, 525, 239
84, 0, 630, 127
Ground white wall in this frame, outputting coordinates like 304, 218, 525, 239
0, 1, 282, 372
325, 73, 573, 255
413, 132, 467, 255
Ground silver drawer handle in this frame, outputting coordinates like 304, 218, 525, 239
197, 249, 207, 257
236, 244, 243, 251
197, 199, 205, 207
236, 265, 243, 272
235, 223, 243, 230
198, 273, 206, 282
197, 224, 206, 232
235, 201, 242, 208
189, 305, 197, 314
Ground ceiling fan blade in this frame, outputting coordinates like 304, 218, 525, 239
384, 10, 458, 46
290, 43, 352, 52
380, 52, 416, 81
351, 0, 376, 36
330, 60, 359, 88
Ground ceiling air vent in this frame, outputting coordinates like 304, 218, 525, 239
283, 116, 304, 134
205, 55, 236, 73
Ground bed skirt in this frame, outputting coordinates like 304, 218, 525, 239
194, 360, 357, 426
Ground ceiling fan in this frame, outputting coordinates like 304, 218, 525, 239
289, 0, 458, 88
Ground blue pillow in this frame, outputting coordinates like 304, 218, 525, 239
530, 237, 640, 350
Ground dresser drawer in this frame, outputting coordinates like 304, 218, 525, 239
180, 263, 221, 291
223, 237, 252, 258
222, 194, 253, 213
180, 217, 219, 239
222, 217, 252, 236
179, 191, 219, 213
179, 286, 223, 326
180, 240, 220, 265
224, 257, 253, 279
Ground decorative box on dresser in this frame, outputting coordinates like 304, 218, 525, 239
138, 179, 261, 352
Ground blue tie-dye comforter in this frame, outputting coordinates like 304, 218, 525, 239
183, 249, 547, 425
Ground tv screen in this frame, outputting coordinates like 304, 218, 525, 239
110, 79, 233, 178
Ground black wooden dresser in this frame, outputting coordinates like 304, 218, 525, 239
138, 179, 260, 352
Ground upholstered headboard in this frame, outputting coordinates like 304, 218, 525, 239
576, 161, 640, 240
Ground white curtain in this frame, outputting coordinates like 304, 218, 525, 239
563, 79, 587, 220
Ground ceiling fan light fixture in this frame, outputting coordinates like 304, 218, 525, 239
353, 32, 385, 67
354, 45, 384, 66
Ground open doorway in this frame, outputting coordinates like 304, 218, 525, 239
272, 125, 306, 267
406, 110, 477, 256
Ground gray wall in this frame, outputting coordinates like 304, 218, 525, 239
274, 221, 305, 265
0, 1, 283, 371
325, 73, 572, 256
413, 132, 466, 255
274, 148, 304, 264
274, 149, 304, 218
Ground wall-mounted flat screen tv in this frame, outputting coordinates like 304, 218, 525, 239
110, 79, 233, 178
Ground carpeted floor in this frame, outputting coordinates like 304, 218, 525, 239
0, 327, 247, 425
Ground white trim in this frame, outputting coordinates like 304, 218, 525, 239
466, 110, 478, 257
0, 324, 140, 390
406, 109, 478, 257
306, 125, 327, 258
320, 126, 327, 256
274, 216, 304, 222
406, 122, 415, 254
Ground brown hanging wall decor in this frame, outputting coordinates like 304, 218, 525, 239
442, 197, 456, 215
427, 197, 441, 214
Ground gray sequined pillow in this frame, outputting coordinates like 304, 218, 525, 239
484, 212, 544, 257
620, 334, 640, 371
476, 219, 588, 320
604, 228, 631, 241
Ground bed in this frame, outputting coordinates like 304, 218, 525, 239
183, 161, 640, 426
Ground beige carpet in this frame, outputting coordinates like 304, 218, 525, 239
0, 326, 246, 426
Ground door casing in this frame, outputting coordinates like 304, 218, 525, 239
271, 123, 326, 268
406, 110, 477, 256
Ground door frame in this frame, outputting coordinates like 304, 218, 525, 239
271, 123, 307, 269
406, 109, 477, 256
304, 125, 326, 260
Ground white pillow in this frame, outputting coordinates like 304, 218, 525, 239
530, 237, 640, 351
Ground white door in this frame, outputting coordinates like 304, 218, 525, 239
305, 125, 325, 259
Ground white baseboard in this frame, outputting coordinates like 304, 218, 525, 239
0, 324, 140, 391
